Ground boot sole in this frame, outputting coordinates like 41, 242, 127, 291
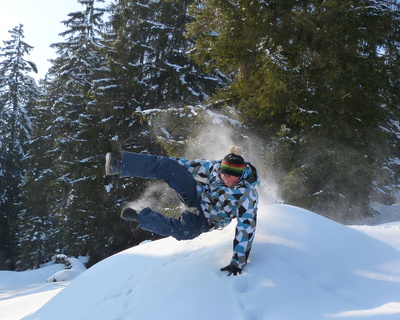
121, 207, 139, 222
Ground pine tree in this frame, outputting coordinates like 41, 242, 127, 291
47, 0, 110, 259
95, 0, 231, 173
0, 24, 38, 269
95, 0, 230, 219
17, 0, 115, 267
17, 78, 64, 270
103, 0, 227, 112
188, 0, 400, 221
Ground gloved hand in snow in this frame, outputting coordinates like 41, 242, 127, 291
220, 264, 242, 276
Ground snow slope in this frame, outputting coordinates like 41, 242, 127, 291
1, 203, 400, 320
0, 264, 68, 320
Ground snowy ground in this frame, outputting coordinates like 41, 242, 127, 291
1, 202, 400, 320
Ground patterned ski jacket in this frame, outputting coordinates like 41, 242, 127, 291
176, 158, 260, 269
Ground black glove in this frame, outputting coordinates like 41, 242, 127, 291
220, 264, 242, 276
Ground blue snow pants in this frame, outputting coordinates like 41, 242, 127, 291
121, 151, 210, 240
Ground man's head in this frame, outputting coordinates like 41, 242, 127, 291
220, 146, 245, 177
220, 146, 245, 186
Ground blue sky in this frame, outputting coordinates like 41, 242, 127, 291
0, 0, 111, 80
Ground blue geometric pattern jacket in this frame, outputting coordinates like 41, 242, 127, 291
176, 158, 260, 269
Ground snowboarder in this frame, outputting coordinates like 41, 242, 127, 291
105, 146, 259, 276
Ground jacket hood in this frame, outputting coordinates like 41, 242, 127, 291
241, 162, 260, 186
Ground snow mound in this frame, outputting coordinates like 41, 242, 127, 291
47, 257, 87, 283
23, 204, 400, 320
0, 264, 69, 320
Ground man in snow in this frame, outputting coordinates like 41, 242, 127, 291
105, 146, 259, 276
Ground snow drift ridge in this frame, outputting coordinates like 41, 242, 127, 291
23, 204, 400, 320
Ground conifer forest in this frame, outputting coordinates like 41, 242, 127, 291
0, 0, 399, 270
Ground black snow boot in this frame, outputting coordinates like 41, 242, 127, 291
105, 152, 121, 175
121, 207, 139, 222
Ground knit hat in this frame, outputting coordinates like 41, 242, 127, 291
220, 146, 245, 177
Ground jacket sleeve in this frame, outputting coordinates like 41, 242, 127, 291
174, 158, 217, 178
230, 188, 259, 269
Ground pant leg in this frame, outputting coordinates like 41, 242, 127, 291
139, 208, 210, 241
120, 151, 199, 208
121, 152, 209, 239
